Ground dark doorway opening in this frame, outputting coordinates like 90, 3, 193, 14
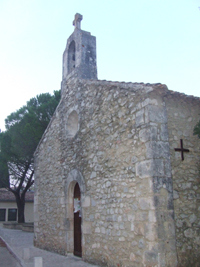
74, 183, 82, 257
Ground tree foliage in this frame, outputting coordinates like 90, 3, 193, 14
0, 90, 61, 223
0, 152, 9, 188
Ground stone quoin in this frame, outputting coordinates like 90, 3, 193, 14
34, 13, 200, 267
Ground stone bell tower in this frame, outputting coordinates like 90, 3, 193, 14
62, 13, 97, 80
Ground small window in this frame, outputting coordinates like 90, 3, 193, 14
0, 209, 6, 221
8, 209, 17, 221
67, 110, 79, 137
68, 40, 76, 73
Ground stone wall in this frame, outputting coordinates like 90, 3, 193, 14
165, 92, 200, 267
34, 111, 66, 254
34, 79, 180, 267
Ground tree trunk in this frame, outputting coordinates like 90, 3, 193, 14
15, 193, 25, 223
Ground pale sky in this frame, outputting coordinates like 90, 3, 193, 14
0, 0, 200, 131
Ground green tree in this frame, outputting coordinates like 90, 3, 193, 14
0, 152, 9, 188
0, 90, 61, 223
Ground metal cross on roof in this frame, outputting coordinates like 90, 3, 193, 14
174, 139, 189, 161
73, 13, 83, 29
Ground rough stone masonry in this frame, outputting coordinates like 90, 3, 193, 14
34, 14, 200, 267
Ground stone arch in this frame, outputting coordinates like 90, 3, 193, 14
66, 110, 79, 137
68, 40, 76, 73
65, 169, 86, 254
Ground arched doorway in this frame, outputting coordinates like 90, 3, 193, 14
73, 183, 82, 257
65, 169, 85, 255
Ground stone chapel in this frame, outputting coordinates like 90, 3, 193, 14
34, 14, 200, 267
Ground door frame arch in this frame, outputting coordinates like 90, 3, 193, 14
65, 169, 86, 254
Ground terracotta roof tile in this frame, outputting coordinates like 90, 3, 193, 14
0, 189, 34, 202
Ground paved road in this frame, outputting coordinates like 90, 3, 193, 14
0, 237, 21, 267
0, 228, 99, 267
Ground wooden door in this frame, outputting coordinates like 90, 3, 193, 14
74, 183, 82, 257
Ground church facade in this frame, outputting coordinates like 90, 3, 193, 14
34, 14, 200, 267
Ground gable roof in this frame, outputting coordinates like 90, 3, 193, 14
0, 189, 34, 202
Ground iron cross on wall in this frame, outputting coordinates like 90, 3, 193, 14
174, 139, 189, 161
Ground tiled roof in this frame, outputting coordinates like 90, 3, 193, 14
0, 189, 34, 202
